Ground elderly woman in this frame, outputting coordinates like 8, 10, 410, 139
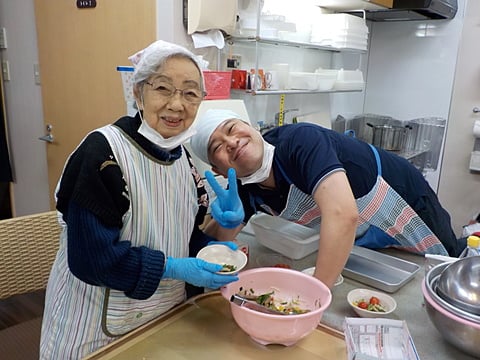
40, 41, 238, 359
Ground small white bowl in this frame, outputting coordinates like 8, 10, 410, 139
196, 244, 248, 275
301, 267, 344, 286
347, 288, 397, 318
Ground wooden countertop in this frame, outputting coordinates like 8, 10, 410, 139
84, 292, 347, 360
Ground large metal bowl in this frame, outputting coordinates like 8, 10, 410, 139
422, 280, 480, 357
425, 262, 480, 323
423, 262, 480, 357
436, 256, 480, 315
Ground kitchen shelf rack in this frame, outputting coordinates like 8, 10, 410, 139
225, 36, 367, 54
232, 88, 363, 96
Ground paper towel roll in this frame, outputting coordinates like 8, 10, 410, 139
473, 120, 480, 138
191, 30, 225, 49
188, 0, 237, 35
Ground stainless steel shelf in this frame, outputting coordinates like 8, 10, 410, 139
391, 149, 428, 160
232, 88, 363, 96
225, 36, 367, 54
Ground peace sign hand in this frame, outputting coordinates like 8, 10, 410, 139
205, 168, 244, 229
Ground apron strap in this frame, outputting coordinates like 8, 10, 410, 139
368, 144, 382, 177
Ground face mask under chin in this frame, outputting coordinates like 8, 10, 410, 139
137, 110, 196, 151
239, 141, 275, 185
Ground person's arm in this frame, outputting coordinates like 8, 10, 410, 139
312, 171, 358, 288
66, 200, 165, 300
203, 217, 244, 241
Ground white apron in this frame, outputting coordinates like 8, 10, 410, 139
40, 125, 198, 359
269, 145, 448, 255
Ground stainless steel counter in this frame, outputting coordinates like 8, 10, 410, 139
236, 228, 478, 360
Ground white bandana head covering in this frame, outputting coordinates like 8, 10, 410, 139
127, 40, 207, 150
190, 109, 248, 164
190, 108, 275, 184
128, 40, 207, 87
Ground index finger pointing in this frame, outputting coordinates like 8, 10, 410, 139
205, 170, 225, 195
227, 168, 238, 195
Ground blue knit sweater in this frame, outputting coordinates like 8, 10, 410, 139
55, 114, 211, 299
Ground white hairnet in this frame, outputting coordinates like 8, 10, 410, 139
190, 109, 249, 164
128, 40, 206, 88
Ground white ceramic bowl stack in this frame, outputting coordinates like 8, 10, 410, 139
311, 13, 369, 51
334, 69, 365, 91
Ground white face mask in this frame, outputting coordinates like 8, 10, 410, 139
239, 140, 275, 185
137, 102, 196, 151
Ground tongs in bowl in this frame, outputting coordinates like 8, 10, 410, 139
230, 293, 292, 315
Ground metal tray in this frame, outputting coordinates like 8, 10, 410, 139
342, 246, 421, 293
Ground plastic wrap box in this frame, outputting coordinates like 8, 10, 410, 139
249, 213, 319, 260
344, 317, 419, 360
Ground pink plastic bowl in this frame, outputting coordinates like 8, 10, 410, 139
221, 267, 332, 346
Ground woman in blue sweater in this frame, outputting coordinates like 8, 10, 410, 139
40, 41, 238, 359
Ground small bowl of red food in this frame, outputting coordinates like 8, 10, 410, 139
347, 288, 397, 318
255, 253, 293, 269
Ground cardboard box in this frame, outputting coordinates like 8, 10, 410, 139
370, 0, 393, 8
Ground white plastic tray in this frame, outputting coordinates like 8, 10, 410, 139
249, 213, 319, 260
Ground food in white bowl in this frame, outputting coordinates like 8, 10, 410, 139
196, 244, 248, 275
347, 288, 397, 318
221, 267, 332, 346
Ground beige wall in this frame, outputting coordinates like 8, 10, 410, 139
0, 0, 49, 216
438, 0, 480, 234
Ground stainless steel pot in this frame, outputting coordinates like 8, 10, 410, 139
367, 123, 410, 151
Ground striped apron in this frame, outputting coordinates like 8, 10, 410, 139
40, 125, 198, 359
274, 144, 448, 255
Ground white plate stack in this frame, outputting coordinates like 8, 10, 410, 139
334, 68, 365, 91
310, 13, 369, 51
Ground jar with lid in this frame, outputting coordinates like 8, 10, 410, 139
458, 235, 480, 258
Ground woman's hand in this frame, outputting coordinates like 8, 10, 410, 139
163, 257, 238, 288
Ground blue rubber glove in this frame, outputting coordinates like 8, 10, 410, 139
207, 241, 238, 251
163, 257, 238, 288
205, 168, 244, 229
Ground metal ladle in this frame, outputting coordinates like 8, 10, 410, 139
230, 294, 294, 315
436, 256, 480, 315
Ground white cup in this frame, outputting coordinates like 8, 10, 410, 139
265, 70, 279, 90
271, 63, 289, 90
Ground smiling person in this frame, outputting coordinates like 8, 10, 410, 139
190, 109, 465, 289
40, 41, 239, 359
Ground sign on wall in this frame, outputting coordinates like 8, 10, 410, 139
77, 0, 96, 9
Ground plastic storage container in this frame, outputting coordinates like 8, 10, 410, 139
117, 66, 135, 102
203, 71, 232, 100
249, 213, 319, 259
